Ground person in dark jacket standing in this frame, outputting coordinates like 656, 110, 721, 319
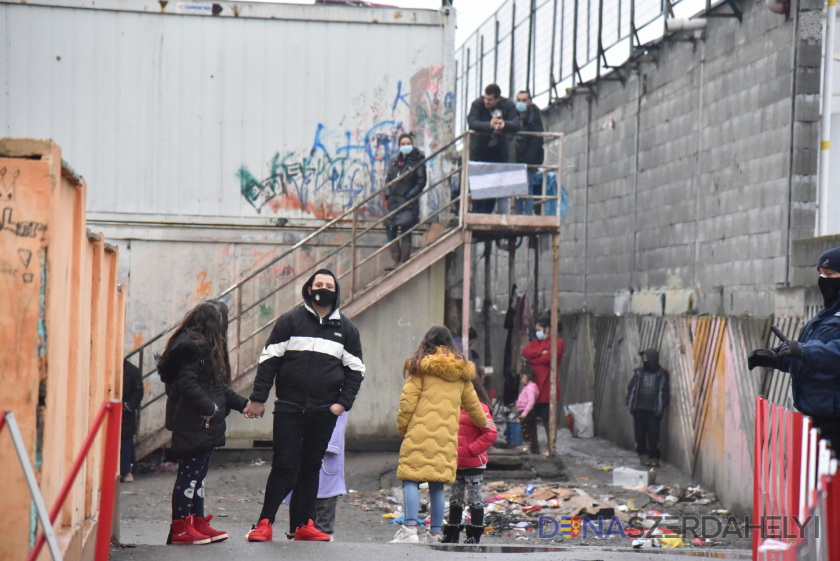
466, 83, 521, 213
513, 91, 545, 215
626, 349, 670, 467
244, 268, 365, 543
120, 359, 144, 483
384, 133, 426, 270
157, 301, 251, 545
749, 247, 840, 451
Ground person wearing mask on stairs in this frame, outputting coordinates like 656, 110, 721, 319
384, 133, 426, 271
626, 349, 670, 467
244, 269, 365, 543
749, 247, 840, 452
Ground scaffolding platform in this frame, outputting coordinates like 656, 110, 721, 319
464, 212, 560, 240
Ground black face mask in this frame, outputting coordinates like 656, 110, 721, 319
818, 275, 840, 307
311, 288, 337, 307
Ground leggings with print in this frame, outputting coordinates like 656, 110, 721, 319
171, 449, 213, 520
447, 470, 484, 526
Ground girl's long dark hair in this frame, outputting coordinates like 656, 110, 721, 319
404, 325, 465, 376
160, 301, 231, 384
208, 299, 232, 384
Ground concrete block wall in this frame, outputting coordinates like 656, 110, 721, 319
469, 0, 825, 320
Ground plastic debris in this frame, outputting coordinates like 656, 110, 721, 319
657, 536, 685, 548
693, 538, 707, 546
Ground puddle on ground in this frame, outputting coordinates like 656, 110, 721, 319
429, 544, 751, 558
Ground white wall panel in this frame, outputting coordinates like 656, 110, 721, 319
1, 1, 453, 222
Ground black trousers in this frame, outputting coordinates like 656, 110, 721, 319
259, 409, 338, 526
633, 410, 661, 458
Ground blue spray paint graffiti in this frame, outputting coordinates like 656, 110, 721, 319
238, 67, 453, 217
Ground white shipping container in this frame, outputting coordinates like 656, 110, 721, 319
0, 0, 456, 224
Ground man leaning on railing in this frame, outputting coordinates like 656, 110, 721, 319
466, 83, 520, 214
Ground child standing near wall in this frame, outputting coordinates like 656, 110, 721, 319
158, 302, 253, 545
442, 379, 497, 544
515, 371, 540, 454
390, 326, 488, 544
626, 348, 670, 467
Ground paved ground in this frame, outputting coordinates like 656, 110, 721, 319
111, 428, 752, 560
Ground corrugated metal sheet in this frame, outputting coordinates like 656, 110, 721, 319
0, 1, 453, 222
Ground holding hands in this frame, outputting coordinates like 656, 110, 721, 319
243, 401, 265, 419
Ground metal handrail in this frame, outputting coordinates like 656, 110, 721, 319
126, 131, 468, 370
131, 130, 564, 418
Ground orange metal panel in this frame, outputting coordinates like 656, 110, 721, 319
0, 155, 53, 560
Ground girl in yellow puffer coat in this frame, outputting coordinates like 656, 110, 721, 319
390, 326, 488, 544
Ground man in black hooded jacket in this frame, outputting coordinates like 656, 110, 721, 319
244, 268, 365, 542
626, 349, 670, 467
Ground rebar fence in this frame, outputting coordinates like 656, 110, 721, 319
454, 0, 735, 130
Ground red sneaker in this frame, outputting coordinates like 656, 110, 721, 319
245, 519, 273, 542
170, 516, 211, 545
293, 519, 333, 542
193, 514, 228, 542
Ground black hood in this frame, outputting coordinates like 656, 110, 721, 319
640, 348, 660, 372
302, 268, 341, 318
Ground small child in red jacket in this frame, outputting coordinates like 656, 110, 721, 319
441, 379, 497, 544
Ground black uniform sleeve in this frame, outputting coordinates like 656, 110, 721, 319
173, 365, 217, 417
249, 312, 294, 403
337, 320, 365, 411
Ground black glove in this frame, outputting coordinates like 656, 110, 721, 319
778, 341, 803, 359
748, 349, 781, 370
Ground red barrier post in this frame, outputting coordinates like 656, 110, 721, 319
0, 411, 7, 434
753, 396, 766, 561
28, 402, 109, 561
825, 470, 840, 561
95, 400, 122, 561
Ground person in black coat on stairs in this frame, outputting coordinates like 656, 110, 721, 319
158, 301, 252, 545
384, 133, 426, 271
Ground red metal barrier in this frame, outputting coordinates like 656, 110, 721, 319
754, 397, 837, 561
27, 400, 122, 561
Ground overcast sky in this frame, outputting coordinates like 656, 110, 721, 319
237, 0, 507, 46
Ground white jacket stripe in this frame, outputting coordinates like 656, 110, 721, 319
259, 341, 289, 363
286, 336, 344, 359
342, 350, 366, 374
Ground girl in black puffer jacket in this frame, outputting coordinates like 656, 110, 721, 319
158, 300, 250, 545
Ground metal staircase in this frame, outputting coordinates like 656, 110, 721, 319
127, 131, 565, 459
